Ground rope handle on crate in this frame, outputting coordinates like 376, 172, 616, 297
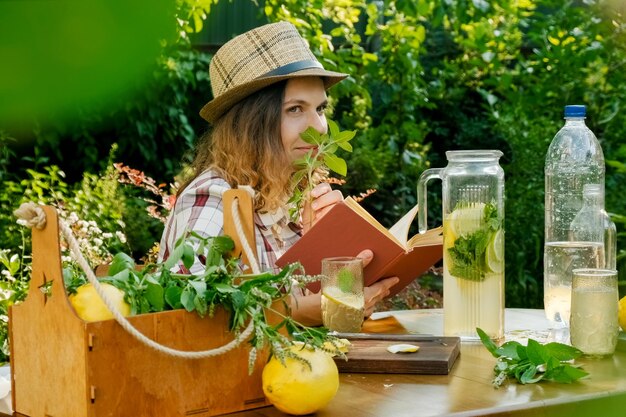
14, 199, 260, 359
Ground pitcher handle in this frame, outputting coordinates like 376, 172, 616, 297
417, 168, 443, 234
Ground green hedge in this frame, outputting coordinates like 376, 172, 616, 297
2, 0, 626, 312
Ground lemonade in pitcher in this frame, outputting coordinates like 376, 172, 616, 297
443, 202, 504, 340
418, 150, 505, 341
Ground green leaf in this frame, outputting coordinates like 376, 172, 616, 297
144, 275, 164, 311
336, 140, 353, 152
334, 130, 356, 143
520, 365, 541, 384
111, 269, 130, 283
544, 342, 583, 361
182, 243, 196, 269
180, 287, 195, 312
194, 294, 208, 318
164, 241, 185, 270
337, 268, 354, 293
189, 280, 207, 297
300, 127, 321, 145
213, 236, 235, 253
496, 341, 523, 360
526, 339, 548, 366
561, 365, 589, 381
214, 283, 237, 293
108, 252, 135, 276
323, 153, 347, 176
328, 119, 340, 138
476, 327, 499, 357
164, 285, 183, 309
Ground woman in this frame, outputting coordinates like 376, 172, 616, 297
159, 21, 398, 325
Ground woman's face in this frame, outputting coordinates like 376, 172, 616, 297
281, 76, 328, 163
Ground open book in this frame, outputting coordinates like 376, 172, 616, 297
276, 197, 443, 296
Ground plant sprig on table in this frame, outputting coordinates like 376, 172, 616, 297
288, 119, 356, 223
64, 232, 345, 372
477, 328, 589, 388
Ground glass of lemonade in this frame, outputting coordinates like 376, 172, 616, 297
544, 242, 604, 327
320, 257, 364, 333
570, 268, 619, 357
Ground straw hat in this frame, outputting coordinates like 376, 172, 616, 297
199, 21, 348, 123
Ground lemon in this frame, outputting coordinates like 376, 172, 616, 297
443, 221, 457, 250
321, 287, 364, 333
449, 203, 486, 237
262, 343, 339, 415
69, 283, 131, 322
485, 229, 504, 274
322, 338, 351, 355
619, 295, 626, 332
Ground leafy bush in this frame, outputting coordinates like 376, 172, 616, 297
3, 0, 626, 312
263, 0, 626, 306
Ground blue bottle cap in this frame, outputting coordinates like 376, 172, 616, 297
564, 105, 586, 117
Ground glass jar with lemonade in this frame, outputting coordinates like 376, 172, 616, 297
418, 150, 505, 340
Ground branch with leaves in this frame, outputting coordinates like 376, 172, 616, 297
477, 328, 589, 388
64, 232, 345, 372
288, 119, 356, 223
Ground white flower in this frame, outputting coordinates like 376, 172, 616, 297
116, 231, 127, 244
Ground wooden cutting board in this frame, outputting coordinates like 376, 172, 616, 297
333, 334, 461, 375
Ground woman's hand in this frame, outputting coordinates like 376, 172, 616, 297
357, 249, 400, 317
302, 182, 343, 233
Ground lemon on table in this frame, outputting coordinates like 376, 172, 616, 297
262, 343, 339, 415
322, 338, 351, 355
69, 283, 131, 322
619, 295, 626, 332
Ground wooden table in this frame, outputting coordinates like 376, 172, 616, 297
230, 309, 626, 417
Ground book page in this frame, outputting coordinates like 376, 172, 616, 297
407, 226, 443, 248
343, 197, 404, 247
388, 204, 419, 246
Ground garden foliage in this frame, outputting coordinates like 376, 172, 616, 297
1, 0, 626, 358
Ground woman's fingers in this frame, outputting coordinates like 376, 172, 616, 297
356, 249, 374, 267
364, 276, 400, 316
302, 183, 343, 233
311, 189, 343, 212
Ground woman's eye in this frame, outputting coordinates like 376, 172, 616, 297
317, 104, 328, 114
287, 106, 302, 113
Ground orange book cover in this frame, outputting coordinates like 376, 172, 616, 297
276, 197, 443, 296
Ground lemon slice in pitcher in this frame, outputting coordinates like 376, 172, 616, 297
449, 203, 486, 237
486, 229, 504, 274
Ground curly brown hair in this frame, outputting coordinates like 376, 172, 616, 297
178, 81, 294, 212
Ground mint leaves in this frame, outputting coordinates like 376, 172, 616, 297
477, 328, 589, 388
64, 232, 344, 372
447, 202, 502, 281
288, 119, 355, 223
337, 268, 355, 293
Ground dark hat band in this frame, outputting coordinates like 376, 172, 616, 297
260, 59, 323, 78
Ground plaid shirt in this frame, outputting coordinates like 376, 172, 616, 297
158, 170, 302, 274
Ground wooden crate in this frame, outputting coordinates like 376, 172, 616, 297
9, 202, 273, 417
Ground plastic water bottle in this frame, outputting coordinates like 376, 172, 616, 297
570, 183, 617, 269
544, 105, 605, 327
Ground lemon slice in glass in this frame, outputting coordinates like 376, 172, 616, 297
321, 287, 364, 333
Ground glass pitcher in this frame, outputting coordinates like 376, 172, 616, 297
418, 150, 505, 340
